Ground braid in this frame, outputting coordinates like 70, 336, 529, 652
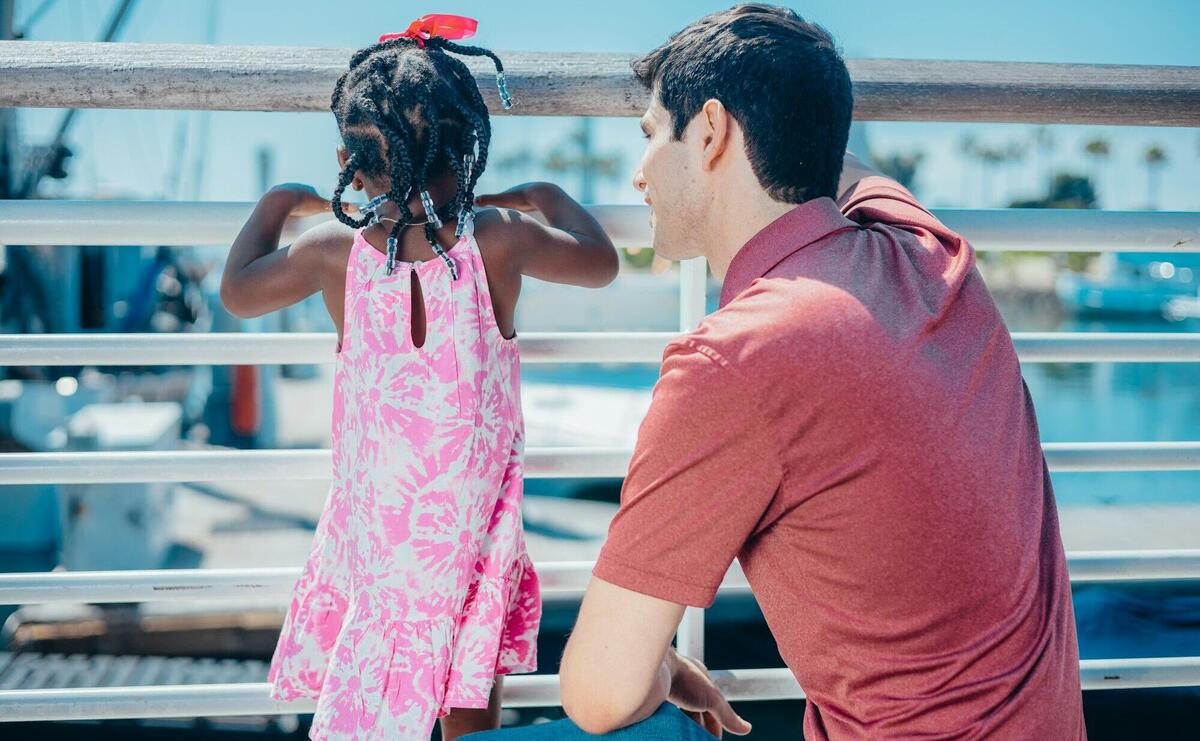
369, 78, 419, 274
452, 103, 486, 201
433, 38, 513, 109
416, 94, 442, 193
331, 153, 370, 229
329, 35, 506, 276
447, 140, 467, 220
441, 58, 493, 179
380, 124, 416, 222
426, 53, 490, 221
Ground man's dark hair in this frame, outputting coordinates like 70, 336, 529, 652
633, 3, 853, 203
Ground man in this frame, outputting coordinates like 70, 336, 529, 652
471, 4, 1085, 738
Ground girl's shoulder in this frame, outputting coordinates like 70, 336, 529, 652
469, 206, 525, 266
291, 218, 358, 274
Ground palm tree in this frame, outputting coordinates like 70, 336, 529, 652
1004, 139, 1027, 204
1083, 137, 1110, 206
959, 133, 981, 206
1032, 126, 1056, 186
494, 146, 536, 181
981, 145, 1007, 207
875, 150, 925, 193
1143, 144, 1168, 210
543, 118, 622, 203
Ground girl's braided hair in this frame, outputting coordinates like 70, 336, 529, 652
330, 36, 508, 274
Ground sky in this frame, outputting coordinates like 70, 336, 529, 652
10, 0, 1200, 211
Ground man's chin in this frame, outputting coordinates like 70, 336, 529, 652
650, 239, 685, 263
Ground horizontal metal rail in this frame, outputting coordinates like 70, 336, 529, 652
1012, 333, 1200, 363
1041, 442, 1200, 472
0, 448, 632, 484
2, 443, 1198, 486
0, 562, 591, 605
2, 201, 1198, 253
2, 657, 1198, 721
0, 332, 678, 366
3, 550, 1199, 606
2, 42, 1198, 125
4, 332, 1200, 368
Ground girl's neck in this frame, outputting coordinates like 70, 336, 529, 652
362, 175, 458, 221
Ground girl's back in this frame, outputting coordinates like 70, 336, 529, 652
270, 217, 538, 738
220, 27, 616, 740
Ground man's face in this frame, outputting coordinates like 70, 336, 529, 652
632, 96, 705, 261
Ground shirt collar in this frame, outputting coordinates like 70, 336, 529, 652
718, 196, 856, 308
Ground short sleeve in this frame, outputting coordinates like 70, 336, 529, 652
593, 341, 783, 607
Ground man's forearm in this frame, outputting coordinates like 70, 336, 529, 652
561, 646, 672, 734
558, 578, 686, 734
625, 655, 674, 729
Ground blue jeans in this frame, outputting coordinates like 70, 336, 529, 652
462, 703, 718, 740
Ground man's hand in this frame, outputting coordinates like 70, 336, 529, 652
837, 151, 884, 200
667, 649, 752, 737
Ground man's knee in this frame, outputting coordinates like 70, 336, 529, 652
626, 703, 718, 738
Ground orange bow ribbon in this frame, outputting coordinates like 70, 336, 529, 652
379, 14, 478, 46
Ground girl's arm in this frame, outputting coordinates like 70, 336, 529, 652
473, 182, 619, 288
220, 184, 348, 318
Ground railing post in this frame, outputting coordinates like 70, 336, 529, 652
676, 257, 709, 661
679, 258, 709, 331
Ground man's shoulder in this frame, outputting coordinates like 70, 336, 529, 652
667, 284, 861, 386
695, 274, 869, 340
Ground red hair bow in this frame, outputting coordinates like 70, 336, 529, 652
379, 14, 478, 46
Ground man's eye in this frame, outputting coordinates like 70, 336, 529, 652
642, 132, 651, 140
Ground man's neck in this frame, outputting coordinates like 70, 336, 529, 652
705, 195, 799, 281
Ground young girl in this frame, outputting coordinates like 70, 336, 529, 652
220, 20, 618, 741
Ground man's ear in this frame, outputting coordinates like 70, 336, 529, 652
699, 98, 732, 172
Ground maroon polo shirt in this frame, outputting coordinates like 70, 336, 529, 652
594, 177, 1085, 739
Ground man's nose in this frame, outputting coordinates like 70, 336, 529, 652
631, 168, 647, 194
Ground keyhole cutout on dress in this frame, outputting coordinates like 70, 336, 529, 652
410, 270, 427, 349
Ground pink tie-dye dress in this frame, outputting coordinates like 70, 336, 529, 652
267, 218, 541, 740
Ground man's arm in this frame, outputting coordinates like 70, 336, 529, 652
559, 578, 679, 732
558, 342, 776, 735
559, 578, 752, 736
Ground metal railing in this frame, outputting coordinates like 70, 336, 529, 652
3, 200, 1199, 251
3, 42, 1198, 125
1, 41, 1199, 722
7, 656, 1200, 722
5, 550, 1200, 605
4, 331, 1200, 367
1, 443, 1198, 487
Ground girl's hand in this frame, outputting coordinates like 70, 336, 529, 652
222, 185, 352, 319
266, 183, 355, 218
474, 182, 557, 213
474, 182, 618, 289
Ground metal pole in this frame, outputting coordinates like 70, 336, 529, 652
2, 201, 1197, 252
2, 550, 1200, 605
3, 658, 1200, 721
676, 256, 710, 660
0, 1, 14, 197
18, 0, 136, 197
